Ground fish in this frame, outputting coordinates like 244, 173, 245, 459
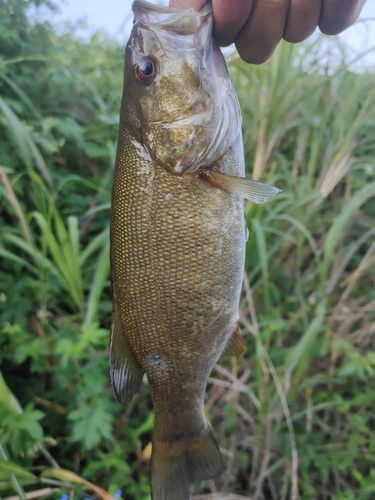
110, 1, 280, 499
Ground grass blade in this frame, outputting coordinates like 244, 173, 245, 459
84, 239, 110, 325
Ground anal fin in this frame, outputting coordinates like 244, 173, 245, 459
110, 311, 144, 407
222, 324, 246, 358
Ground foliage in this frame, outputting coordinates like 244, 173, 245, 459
1, 1, 375, 499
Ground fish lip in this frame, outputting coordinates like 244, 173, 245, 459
132, 0, 212, 18
132, 0, 212, 35
133, 0, 190, 15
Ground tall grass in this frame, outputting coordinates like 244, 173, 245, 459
206, 38, 375, 500
1, 4, 375, 500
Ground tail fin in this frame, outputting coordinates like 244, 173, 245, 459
151, 427, 224, 500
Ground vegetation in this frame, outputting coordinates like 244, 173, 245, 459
1, 1, 375, 499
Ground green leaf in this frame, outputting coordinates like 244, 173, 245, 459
0, 371, 22, 415
285, 301, 326, 377
320, 182, 375, 285
0, 97, 52, 184
0, 460, 36, 481
69, 402, 113, 450
84, 239, 110, 325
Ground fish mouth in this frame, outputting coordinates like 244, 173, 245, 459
132, 0, 212, 35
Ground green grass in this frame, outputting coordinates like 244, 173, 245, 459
1, 1, 375, 499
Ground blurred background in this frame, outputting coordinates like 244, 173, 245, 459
1, 1, 375, 499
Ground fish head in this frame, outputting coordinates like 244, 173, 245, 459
123, 0, 241, 174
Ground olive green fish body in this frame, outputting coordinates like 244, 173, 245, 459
112, 126, 246, 429
110, 2, 280, 499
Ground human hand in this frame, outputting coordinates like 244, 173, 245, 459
169, 0, 367, 64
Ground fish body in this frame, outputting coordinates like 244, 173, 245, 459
110, 2, 279, 499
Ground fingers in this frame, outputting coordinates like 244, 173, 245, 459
169, 0, 206, 11
283, 0, 322, 43
212, 0, 254, 47
170, 0, 367, 65
319, 0, 366, 35
170, 0, 255, 46
235, 0, 290, 64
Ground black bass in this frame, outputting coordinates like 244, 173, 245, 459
110, 2, 280, 499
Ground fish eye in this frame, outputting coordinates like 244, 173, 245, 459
135, 56, 158, 84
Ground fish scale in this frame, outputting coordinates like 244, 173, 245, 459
113, 130, 245, 359
112, 131, 244, 496
110, 2, 280, 499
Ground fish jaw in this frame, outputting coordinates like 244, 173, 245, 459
123, 0, 242, 176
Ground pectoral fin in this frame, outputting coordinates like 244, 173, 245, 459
110, 311, 144, 407
222, 324, 246, 358
200, 169, 281, 203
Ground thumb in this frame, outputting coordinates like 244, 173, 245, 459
169, 0, 207, 11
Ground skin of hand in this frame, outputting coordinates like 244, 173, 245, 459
169, 0, 367, 64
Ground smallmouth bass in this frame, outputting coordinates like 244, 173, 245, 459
110, 2, 280, 499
